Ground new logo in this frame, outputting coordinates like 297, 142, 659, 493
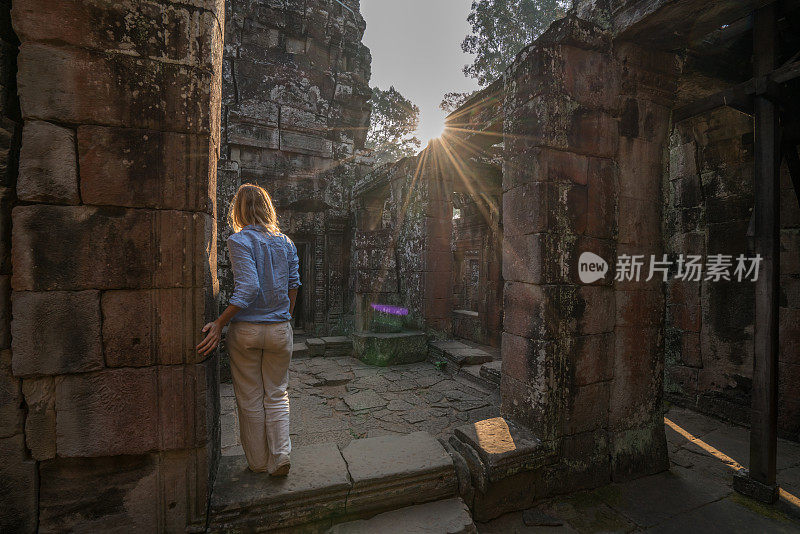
578, 252, 608, 284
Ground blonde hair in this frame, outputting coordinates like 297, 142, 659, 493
228, 183, 281, 234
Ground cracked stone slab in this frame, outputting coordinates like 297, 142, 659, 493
341, 431, 457, 515
343, 389, 387, 411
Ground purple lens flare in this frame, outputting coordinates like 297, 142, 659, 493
370, 303, 409, 316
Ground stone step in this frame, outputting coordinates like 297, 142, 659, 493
457, 364, 498, 392
304, 337, 354, 358
429, 340, 493, 370
321, 336, 353, 357
479, 361, 501, 387
209, 431, 457, 532
293, 342, 309, 358
326, 498, 476, 534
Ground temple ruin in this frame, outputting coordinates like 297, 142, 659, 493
1, 0, 799, 531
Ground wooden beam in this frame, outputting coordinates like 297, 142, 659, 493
672, 58, 800, 122
783, 139, 800, 210
736, 1, 781, 504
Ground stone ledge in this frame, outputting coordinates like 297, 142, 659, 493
209, 432, 458, 532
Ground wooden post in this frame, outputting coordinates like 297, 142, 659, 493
734, 1, 781, 504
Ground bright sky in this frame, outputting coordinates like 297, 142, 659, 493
360, 0, 481, 143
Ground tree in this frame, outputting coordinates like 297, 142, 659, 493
462, 0, 569, 86
366, 86, 422, 165
439, 91, 478, 114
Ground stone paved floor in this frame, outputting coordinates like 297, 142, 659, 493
479, 405, 800, 533
219, 360, 800, 532
220, 355, 500, 455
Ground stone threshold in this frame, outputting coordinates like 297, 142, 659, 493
208, 431, 457, 532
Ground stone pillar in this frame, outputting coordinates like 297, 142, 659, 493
423, 142, 454, 334
9, 0, 223, 530
500, 15, 677, 494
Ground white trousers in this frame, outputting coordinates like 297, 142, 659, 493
228, 321, 292, 473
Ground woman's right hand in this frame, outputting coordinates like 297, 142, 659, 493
196, 321, 222, 356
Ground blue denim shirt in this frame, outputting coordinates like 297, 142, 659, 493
227, 225, 300, 323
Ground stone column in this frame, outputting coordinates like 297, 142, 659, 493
9, 0, 223, 530
500, 15, 678, 493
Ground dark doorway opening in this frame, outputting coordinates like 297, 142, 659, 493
292, 241, 312, 330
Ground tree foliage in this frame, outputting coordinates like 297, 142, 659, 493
366, 86, 422, 165
462, 0, 569, 86
439, 91, 478, 114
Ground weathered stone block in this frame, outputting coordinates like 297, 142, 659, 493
573, 333, 614, 386
0, 434, 38, 534
17, 120, 79, 204
617, 137, 662, 201
11, 0, 221, 72
54, 363, 213, 458
0, 349, 22, 438
22, 376, 56, 460
102, 288, 211, 367
503, 282, 568, 340
11, 290, 103, 376
305, 337, 325, 357
38, 454, 159, 533
500, 369, 555, 440
610, 326, 663, 430
500, 332, 553, 386
280, 130, 332, 157
78, 126, 213, 211
577, 285, 615, 334
565, 381, 610, 434
616, 289, 664, 327
17, 43, 213, 133
618, 196, 661, 246
586, 157, 617, 239
12, 205, 214, 291
0, 275, 10, 349
610, 424, 669, 481
55, 368, 160, 457
352, 331, 427, 367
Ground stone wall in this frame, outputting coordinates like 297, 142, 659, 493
664, 107, 800, 442
5, 0, 224, 530
218, 0, 373, 335
0, 0, 27, 530
501, 15, 677, 492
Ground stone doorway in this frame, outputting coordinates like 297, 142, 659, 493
291, 241, 312, 331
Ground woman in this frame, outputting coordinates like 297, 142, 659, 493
197, 184, 300, 476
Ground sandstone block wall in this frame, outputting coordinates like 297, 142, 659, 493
501, 15, 677, 493
5, 0, 224, 530
218, 0, 373, 335
664, 107, 800, 442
